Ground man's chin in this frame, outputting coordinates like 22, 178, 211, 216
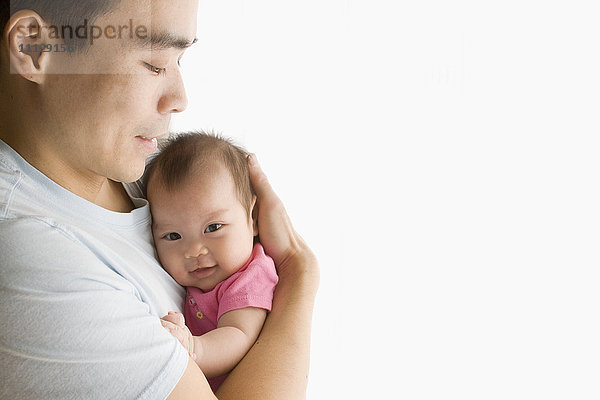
111, 164, 147, 184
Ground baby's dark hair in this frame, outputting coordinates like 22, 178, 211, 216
143, 131, 255, 216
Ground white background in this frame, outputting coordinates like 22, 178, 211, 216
171, 1, 600, 398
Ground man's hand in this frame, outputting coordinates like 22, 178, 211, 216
247, 154, 319, 288
161, 312, 198, 361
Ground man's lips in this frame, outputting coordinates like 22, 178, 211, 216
136, 136, 158, 153
137, 132, 166, 140
136, 132, 166, 154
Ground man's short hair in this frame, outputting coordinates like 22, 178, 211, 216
0, 0, 119, 53
144, 131, 256, 216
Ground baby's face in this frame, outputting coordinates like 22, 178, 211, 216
148, 164, 257, 292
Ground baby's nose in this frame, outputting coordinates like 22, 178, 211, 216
185, 242, 209, 258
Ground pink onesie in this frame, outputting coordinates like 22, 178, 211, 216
183, 242, 278, 392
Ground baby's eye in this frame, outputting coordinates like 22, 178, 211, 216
164, 232, 182, 241
204, 223, 222, 233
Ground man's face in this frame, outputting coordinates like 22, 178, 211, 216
148, 164, 257, 292
37, 0, 198, 183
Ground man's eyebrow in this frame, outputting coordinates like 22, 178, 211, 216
136, 32, 198, 50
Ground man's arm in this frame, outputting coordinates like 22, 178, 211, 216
216, 251, 319, 399
167, 154, 319, 399
167, 359, 218, 400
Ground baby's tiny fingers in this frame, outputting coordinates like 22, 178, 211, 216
160, 319, 177, 332
161, 315, 178, 325
162, 312, 185, 327
161, 316, 181, 328
169, 312, 185, 325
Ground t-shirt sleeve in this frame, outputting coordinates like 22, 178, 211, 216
216, 245, 279, 321
0, 218, 189, 400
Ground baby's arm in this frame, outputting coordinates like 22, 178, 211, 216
195, 307, 267, 378
161, 308, 267, 378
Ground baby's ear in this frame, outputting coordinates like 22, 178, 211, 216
250, 195, 258, 236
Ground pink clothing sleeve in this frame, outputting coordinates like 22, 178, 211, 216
215, 243, 278, 321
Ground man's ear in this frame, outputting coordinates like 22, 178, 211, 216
5, 10, 51, 84
250, 195, 258, 236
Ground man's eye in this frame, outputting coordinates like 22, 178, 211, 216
204, 224, 222, 233
144, 62, 166, 75
164, 232, 182, 240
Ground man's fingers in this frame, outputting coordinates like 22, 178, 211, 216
247, 153, 289, 222
246, 153, 320, 288
246, 152, 298, 266
247, 153, 274, 200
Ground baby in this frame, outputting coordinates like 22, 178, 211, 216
143, 131, 278, 392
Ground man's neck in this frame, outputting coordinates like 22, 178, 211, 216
96, 179, 136, 213
1, 134, 135, 213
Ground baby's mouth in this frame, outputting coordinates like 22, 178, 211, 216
190, 265, 217, 279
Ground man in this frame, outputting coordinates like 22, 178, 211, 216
0, 1, 319, 398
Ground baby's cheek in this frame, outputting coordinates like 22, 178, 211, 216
225, 240, 253, 273
154, 244, 167, 265
157, 249, 180, 277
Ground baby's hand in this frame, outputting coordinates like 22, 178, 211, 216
160, 312, 196, 361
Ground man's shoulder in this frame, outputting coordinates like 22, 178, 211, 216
0, 147, 62, 221
0, 217, 189, 400
0, 215, 78, 242
0, 151, 23, 219
0, 216, 108, 282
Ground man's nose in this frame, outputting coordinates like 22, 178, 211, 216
158, 67, 188, 114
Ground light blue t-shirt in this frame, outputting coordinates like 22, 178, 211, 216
0, 140, 189, 399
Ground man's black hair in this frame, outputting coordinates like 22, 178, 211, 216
0, 0, 119, 53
